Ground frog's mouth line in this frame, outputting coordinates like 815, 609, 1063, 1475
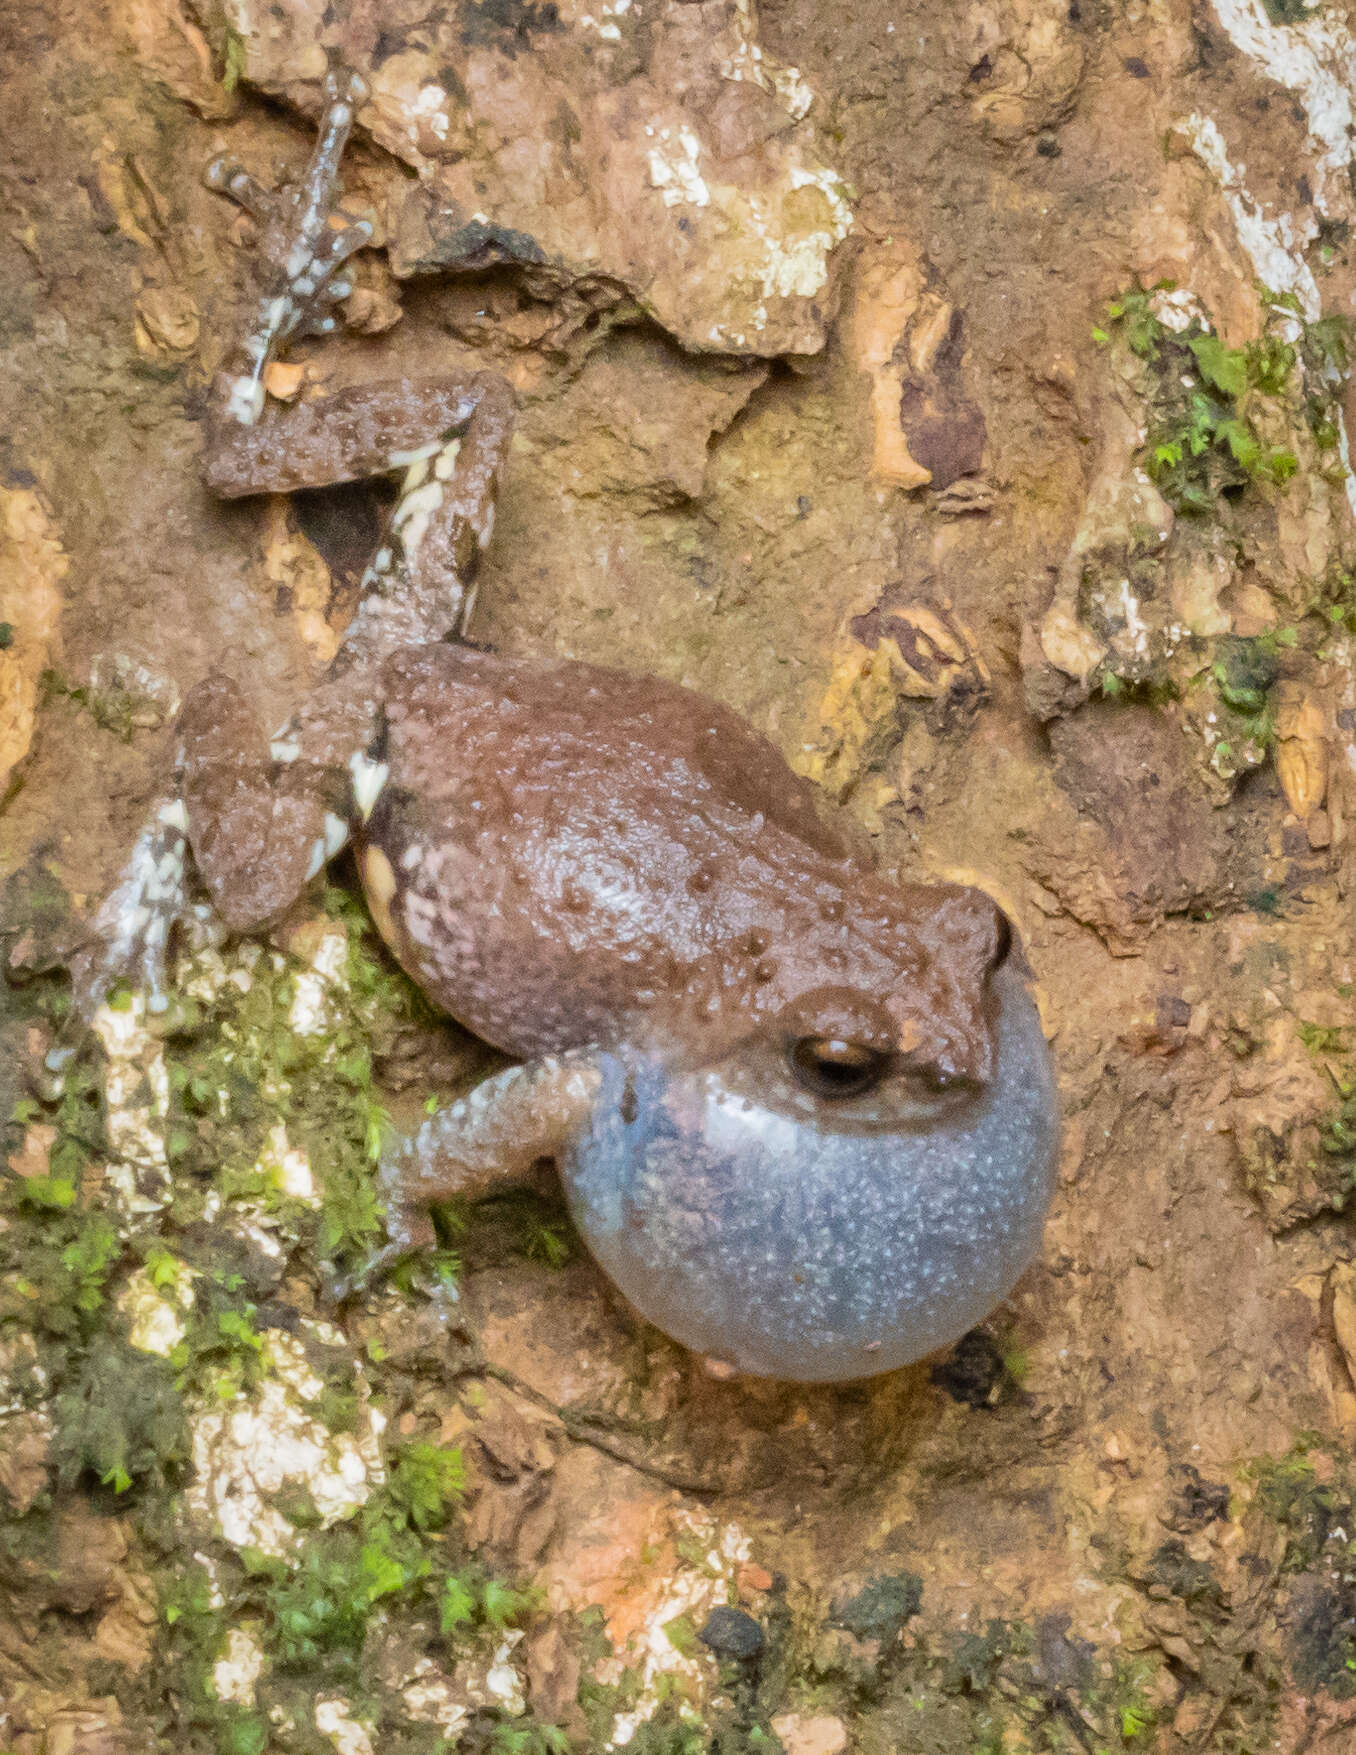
626, 1019, 1008, 1137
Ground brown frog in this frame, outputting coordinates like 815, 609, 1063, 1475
73, 75, 1058, 1381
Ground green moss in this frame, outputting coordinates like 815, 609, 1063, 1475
1298, 1021, 1352, 1058
1247, 1444, 1337, 1573
2, 1183, 118, 1340
147, 890, 453, 1278
1099, 285, 1306, 514
1245, 1443, 1356, 1699
217, 1709, 269, 1755
1307, 555, 1356, 636
1202, 630, 1298, 760
1288, 1011, 1356, 1173
250, 1446, 528, 1668
37, 665, 163, 743
220, 25, 248, 92
386, 1439, 466, 1532
169, 1285, 271, 1404
51, 1333, 187, 1494
489, 1727, 572, 1755
146, 1425, 544, 1752
1095, 672, 1179, 707
834, 1573, 923, 1643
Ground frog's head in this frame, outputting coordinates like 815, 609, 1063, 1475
558, 949, 1058, 1383
777, 878, 1015, 1095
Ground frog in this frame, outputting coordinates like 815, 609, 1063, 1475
71, 72, 1059, 1383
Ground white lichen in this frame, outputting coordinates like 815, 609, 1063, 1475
1180, 111, 1356, 516
120, 1259, 196, 1356
212, 1627, 267, 1707
719, 0, 814, 118
1148, 286, 1208, 334
603, 1512, 753, 1748
1180, 113, 1319, 321
91, 993, 172, 1220
753, 165, 854, 301
187, 1327, 386, 1556
315, 1697, 376, 1755
258, 1119, 316, 1202
647, 126, 711, 209
287, 921, 351, 1038
1209, 0, 1356, 212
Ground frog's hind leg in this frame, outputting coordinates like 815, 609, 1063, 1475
69, 674, 369, 1023
205, 68, 374, 432
202, 69, 516, 654
173, 671, 366, 932
335, 374, 514, 660
65, 797, 198, 1026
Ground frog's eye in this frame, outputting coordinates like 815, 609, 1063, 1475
788, 1036, 890, 1100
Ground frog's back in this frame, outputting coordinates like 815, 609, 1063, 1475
381, 645, 850, 855
360, 645, 859, 1055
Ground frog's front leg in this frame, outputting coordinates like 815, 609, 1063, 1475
333, 1054, 603, 1295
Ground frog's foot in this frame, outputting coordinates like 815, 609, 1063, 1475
208, 69, 375, 422
64, 799, 198, 1035
323, 1205, 437, 1304
326, 1059, 596, 1302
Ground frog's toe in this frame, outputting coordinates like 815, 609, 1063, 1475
206, 68, 375, 353
323, 66, 369, 109
68, 799, 194, 1023
281, 221, 372, 339
323, 1205, 437, 1304
204, 156, 283, 226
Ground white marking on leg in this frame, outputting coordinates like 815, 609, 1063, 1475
324, 812, 350, 858
392, 481, 445, 561
392, 482, 445, 528
156, 798, 189, 832
304, 811, 351, 880
226, 375, 267, 425
389, 442, 442, 469
348, 752, 389, 821
269, 737, 302, 763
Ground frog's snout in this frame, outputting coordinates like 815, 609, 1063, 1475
886, 887, 1016, 1091
559, 961, 1059, 1383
